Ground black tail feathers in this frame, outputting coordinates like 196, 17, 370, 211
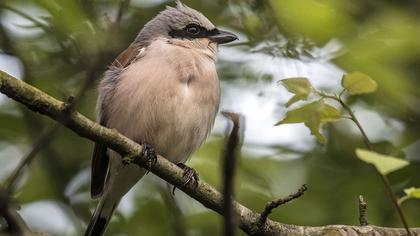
84, 197, 118, 236
85, 217, 108, 236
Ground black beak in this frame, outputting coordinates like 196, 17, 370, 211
209, 29, 238, 44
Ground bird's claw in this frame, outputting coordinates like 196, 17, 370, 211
172, 163, 199, 195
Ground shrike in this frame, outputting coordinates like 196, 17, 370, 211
85, 1, 237, 235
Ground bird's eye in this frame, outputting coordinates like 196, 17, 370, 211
186, 24, 200, 35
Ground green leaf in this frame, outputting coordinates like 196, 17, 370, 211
306, 115, 325, 143
404, 187, 420, 199
341, 72, 378, 95
276, 100, 341, 142
356, 149, 409, 175
281, 77, 313, 107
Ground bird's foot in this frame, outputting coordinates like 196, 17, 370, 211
141, 142, 157, 173
172, 163, 199, 195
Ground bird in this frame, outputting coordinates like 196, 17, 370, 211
85, 1, 237, 236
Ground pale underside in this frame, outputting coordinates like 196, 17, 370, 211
96, 37, 220, 199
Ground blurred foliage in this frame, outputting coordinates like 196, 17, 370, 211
1, 0, 420, 235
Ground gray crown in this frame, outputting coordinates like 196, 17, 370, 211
134, 1, 215, 45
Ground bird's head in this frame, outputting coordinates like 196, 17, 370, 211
135, 1, 238, 50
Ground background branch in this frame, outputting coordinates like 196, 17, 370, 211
1, 71, 419, 235
358, 195, 368, 226
159, 186, 187, 236
0, 188, 33, 236
254, 184, 307, 234
221, 111, 243, 236
5, 123, 61, 194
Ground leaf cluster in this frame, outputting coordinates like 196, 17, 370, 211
276, 72, 377, 143
278, 72, 418, 207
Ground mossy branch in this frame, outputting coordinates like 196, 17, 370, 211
1, 70, 419, 236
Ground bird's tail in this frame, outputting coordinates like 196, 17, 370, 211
84, 192, 120, 236
85, 152, 147, 236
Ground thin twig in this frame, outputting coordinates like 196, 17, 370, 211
5, 94, 78, 195
338, 100, 374, 150
0, 188, 33, 236
6, 123, 62, 194
116, 0, 131, 24
256, 184, 308, 231
338, 88, 346, 100
342, 102, 411, 235
319, 92, 374, 150
378, 173, 412, 236
322, 93, 412, 236
1, 5, 50, 32
358, 195, 368, 226
221, 111, 244, 236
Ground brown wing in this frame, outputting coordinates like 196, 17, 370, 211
91, 44, 143, 199
111, 44, 143, 68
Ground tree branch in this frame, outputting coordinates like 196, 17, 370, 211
254, 184, 307, 234
221, 111, 243, 236
1, 71, 419, 235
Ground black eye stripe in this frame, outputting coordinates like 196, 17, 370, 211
168, 25, 219, 39
207, 28, 220, 36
